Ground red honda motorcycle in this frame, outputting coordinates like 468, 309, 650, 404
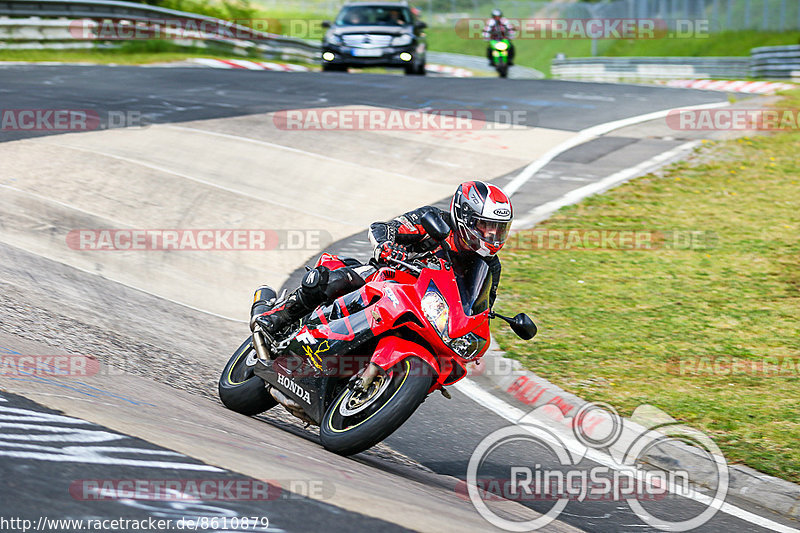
219, 211, 536, 456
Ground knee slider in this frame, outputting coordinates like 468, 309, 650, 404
322, 267, 365, 301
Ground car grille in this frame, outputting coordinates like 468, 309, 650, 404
341, 34, 394, 48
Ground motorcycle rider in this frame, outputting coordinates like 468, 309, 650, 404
251, 180, 513, 339
483, 9, 516, 67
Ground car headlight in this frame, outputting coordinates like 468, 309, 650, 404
494, 41, 508, 51
421, 283, 487, 359
392, 34, 413, 46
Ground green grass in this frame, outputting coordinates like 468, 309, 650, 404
492, 90, 800, 482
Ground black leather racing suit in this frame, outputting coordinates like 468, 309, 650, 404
368, 205, 502, 308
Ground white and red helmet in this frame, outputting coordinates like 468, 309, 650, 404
450, 180, 513, 257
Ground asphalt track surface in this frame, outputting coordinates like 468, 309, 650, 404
1, 65, 797, 533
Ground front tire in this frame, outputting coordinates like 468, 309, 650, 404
219, 337, 277, 416
320, 356, 433, 456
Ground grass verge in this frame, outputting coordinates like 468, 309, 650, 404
492, 89, 800, 482
0, 40, 308, 66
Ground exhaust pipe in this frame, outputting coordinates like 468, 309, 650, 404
269, 387, 318, 426
252, 329, 271, 361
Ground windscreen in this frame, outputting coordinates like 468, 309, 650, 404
452, 254, 493, 316
335, 6, 413, 26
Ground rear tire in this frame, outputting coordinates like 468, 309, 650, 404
320, 356, 433, 456
219, 338, 277, 416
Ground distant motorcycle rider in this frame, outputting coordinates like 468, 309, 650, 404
251, 181, 513, 338
483, 9, 516, 66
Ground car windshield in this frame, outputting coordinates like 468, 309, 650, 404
335, 6, 413, 26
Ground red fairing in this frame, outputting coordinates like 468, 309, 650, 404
370, 336, 441, 381
363, 260, 491, 388
307, 252, 492, 389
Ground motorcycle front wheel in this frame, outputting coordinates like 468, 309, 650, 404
218, 337, 277, 416
319, 356, 433, 456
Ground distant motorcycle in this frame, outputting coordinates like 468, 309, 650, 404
219, 211, 536, 456
489, 38, 511, 78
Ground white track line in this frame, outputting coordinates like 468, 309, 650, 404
514, 140, 701, 229
454, 380, 799, 532
503, 100, 731, 197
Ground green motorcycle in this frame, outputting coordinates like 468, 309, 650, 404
489, 38, 510, 78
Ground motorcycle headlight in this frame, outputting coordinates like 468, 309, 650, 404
421, 284, 449, 340
391, 34, 413, 46
421, 283, 488, 359
449, 332, 488, 360
494, 41, 508, 51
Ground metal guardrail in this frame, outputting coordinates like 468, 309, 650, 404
0, 0, 321, 61
551, 56, 751, 82
427, 50, 544, 79
750, 44, 800, 79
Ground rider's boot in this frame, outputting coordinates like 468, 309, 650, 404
253, 287, 317, 339
251, 267, 328, 338
251, 266, 365, 340
249, 285, 277, 331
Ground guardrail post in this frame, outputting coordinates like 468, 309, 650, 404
779, 0, 786, 32
744, 0, 751, 28
726, 0, 733, 30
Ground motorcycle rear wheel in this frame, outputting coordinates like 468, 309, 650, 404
218, 337, 277, 416
320, 356, 433, 456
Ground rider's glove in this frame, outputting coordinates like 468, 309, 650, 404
375, 241, 408, 262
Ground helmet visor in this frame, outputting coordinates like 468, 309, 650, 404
469, 217, 511, 247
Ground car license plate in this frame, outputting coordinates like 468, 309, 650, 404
352, 48, 383, 57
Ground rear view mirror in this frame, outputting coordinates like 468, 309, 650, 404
321, 20, 332, 28
420, 210, 450, 243
510, 313, 537, 340
415, 21, 427, 30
